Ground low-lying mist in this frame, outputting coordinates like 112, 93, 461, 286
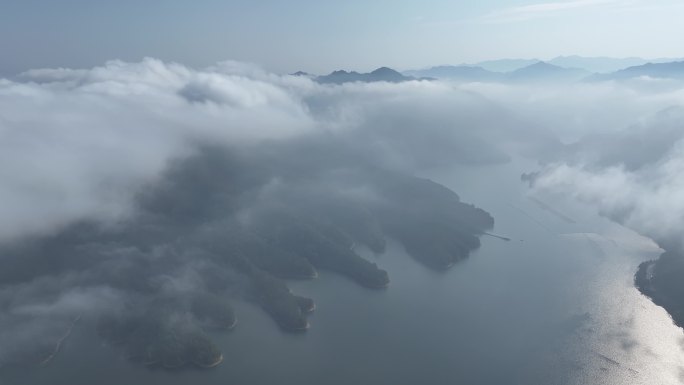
2, 58, 684, 369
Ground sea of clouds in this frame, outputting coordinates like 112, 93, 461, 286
2, 58, 684, 365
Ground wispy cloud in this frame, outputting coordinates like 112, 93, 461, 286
483, 0, 633, 23
420, 0, 681, 30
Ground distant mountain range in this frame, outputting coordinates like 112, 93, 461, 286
466, 56, 681, 74
546, 56, 678, 74
405, 61, 589, 83
404, 66, 501, 82
471, 59, 539, 73
298, 57, 684, 86
507, 62, 589, 83
588, 61, 684, 81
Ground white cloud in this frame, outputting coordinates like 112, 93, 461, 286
0, 59, 316, 242
1, 60, 490, 242
483, 0, 634, 23
4, 57, 683, 247
532, 110, 684, 245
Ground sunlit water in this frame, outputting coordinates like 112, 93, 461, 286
2, 160, 682, 385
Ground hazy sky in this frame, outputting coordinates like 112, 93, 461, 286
1, 0, 683, 74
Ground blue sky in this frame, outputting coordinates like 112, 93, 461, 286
1, 0, 683, 74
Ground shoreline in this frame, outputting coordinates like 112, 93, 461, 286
634, 252, 684, 330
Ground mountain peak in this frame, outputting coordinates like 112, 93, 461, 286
291, 71, 312, 77
370, 67, 401, 75
518, 61, 564, 72
316, 67, 417, 84
508, 61, 589, 83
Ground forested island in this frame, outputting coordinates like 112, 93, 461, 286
0, 146, 493, 370
635, 248, 684, 329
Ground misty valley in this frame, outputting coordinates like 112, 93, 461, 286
3, 56, 684, 385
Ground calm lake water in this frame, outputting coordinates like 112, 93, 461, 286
3, 159, 683, 385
